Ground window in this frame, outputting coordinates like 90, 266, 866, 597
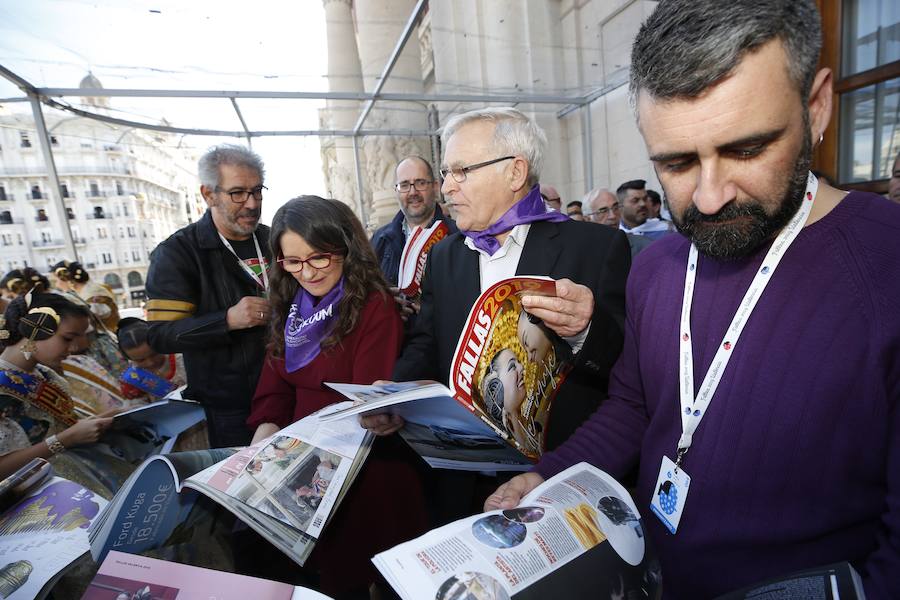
0, 211, 11, 225
123, 203, 130, 217
818, 0, 900, 191
89, 182, 100, 197
127, 226, 135, 238
60, 184, 69, 198
132, 250, 141, 261
50, 135, 59, 146
115, 181, 124, 195
66, 207, 75, 220
41, 230, 51, 242
36, 209, 48, 222
94, 206, 105, 219
102, 252, 112, 265
97, 226, 107, 239
0, 186, 6, 201
1, 234, 11, 246
31, 185, 42, 200
16, 233, 22, 245
19, 131, 31, 148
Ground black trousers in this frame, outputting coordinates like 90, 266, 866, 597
203, 406, 252, 448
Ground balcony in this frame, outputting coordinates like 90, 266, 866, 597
0, 217, 24, 225
29, 192, 49, 201
0, 165, 133, 176
32, 239, 65, 248
0, 194, 13, 201
85, 190, 108, 198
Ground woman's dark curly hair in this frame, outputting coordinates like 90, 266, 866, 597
267, 196, 391, 358
1, 292, 90, 347
1, 268, 50, 296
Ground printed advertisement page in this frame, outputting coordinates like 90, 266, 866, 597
83, 550, 334, 600
373, 463, 661, 600
0, 476, 108, 600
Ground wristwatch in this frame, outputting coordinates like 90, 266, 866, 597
45, 434, 66, 455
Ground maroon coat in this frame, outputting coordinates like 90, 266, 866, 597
248, 292, 428, 595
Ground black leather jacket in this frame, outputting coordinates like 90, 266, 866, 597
145, 210, 271, 411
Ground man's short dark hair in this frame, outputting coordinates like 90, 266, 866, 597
646, 189, 661, 207
616, 179, 646, 202
630, 0, 822, 103
567, 201, 582, 209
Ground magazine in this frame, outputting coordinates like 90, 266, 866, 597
90, 402, 372, 567
322, 276, 571, 471
111, 391, 205, 455
83, 550, 334, 600
372, 462, 661, 600
0, 459, 108, 600
397, 219, 451, 299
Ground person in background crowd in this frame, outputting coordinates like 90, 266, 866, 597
565, 200, 584, 220
51, 260, 128, 379
362, 108, 629, 526
616, 179, 672, 240
1, 268, 48, 316
540, 184, 562, 211
145, 144, 271, 448
51, 260, 120, 332
583, 187, 653, 258
486, 1, 900, 597
371, 156, 456, 324
0, 292, 130, 496
646, 188, 672, 222
247, 196, 427, 599
889, 151, 900, 203
117, 317, 187, 401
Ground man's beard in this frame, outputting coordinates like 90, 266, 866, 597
671, 126, 812, 261
220, 205, 260, 236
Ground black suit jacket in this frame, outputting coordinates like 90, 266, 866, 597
394, 219, 630, 450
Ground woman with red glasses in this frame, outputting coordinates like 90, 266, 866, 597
245, 196, 427, 599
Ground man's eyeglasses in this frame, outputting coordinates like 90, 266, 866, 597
439, 156, 515, 183
277, 253, 336, 273
216, 185, 267, 204
585, 203, 622, 219
395, 179, 434, 193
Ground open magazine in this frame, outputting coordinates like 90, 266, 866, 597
372, 462, 661, 600
0, 459, 108, 600
322, 276, 572, 471
84, 550, 334, 600
111, 386, 205, 455
90, 402, 373, 566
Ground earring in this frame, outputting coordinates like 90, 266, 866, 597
818, 133, 824, 145
20, 339, 36, 360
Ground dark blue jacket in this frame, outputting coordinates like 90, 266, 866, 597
370, 204, 456, 285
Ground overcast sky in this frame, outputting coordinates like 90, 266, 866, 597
0, 0, 332, 225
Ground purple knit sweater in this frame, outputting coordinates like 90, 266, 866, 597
536, 191, 900, 598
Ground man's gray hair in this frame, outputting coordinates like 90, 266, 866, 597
198, 144, 266, 189
630, 0, 822, 103
441, 108, 547, 187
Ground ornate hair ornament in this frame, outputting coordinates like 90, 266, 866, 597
54, 266, 71, 282
17, 291, 61, 360
0, 315, 9, 341
5, 278, 25, 295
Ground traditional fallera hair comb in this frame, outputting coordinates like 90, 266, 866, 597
17, 291, 61, 360
5, 278, 25, 295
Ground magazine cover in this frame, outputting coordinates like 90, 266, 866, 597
373, 462, 661, 600
397, 220, 450, 299
83, 551, 334, 600
0, 474, 108, 600
324, 276, 572, 469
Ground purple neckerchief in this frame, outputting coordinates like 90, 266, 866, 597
462, 185, 569, 256
284, 278, 344, 373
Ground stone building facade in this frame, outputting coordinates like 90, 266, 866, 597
319, 0, 662, 228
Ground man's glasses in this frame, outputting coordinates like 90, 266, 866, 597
585, 203, 622, 219
277, 253, 336, 273
395, 179, 434, 193
439, 156, 515, 183
216, 185, 267, 204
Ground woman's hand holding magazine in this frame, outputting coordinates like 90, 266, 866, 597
358, 379, 406, 436
484, 471, 545, 510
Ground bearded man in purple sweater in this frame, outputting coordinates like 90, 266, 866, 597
486, 1, 900, 597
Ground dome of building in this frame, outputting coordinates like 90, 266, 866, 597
79, 72, 109, 108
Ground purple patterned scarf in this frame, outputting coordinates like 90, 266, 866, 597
462, 185, 569, 255
284, 279, 344, 373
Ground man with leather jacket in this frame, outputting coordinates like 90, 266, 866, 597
145, 145, 271, 447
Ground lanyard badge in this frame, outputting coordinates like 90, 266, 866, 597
219, 232, 270, 293
651, 172, 819, 534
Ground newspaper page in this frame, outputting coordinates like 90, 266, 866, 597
0, 476, 108, 600
373, 462, 661, 600
186, 401, 369, 539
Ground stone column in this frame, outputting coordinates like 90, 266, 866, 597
355, 0, 431, 228
322, 0, 367, 212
